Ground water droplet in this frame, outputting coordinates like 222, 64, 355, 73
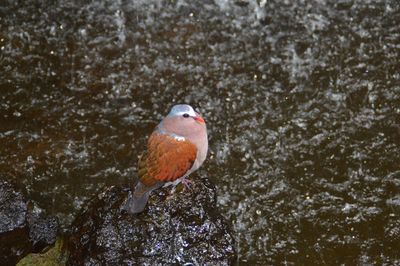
13, 111, 21, 117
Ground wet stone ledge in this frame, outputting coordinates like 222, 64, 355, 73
65, 177, 236, 265
0, 180, 58, 265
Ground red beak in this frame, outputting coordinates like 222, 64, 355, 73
194, 115, 205, 124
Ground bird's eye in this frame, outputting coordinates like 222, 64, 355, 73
183, 113, 189, 118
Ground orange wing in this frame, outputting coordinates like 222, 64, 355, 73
138, 132, 197, 187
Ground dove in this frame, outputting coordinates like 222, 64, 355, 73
122, 104, 208, 214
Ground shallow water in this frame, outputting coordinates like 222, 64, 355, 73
1, 0, 399, 264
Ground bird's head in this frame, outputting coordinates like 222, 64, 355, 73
162, 104, 206, 136
168, 104, 205, 124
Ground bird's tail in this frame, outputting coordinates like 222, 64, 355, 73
121, 190, 150, 214
121, 181, 159, 214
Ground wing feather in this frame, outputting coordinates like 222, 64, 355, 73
139, 133, 197, 186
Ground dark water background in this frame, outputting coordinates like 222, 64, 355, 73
1, 0, 400, 264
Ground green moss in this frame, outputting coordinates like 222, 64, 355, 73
17, 238, 66, 266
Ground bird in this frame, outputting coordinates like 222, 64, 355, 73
122, 104, 208, 214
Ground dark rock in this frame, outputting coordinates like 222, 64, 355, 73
66, 177, 236, 265
0, 180, 58, 265
29, 215, 58, 253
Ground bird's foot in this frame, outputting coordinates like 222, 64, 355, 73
181, 178, 193, 190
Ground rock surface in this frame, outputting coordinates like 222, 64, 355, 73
0, 180, 58, 265
66, 177, 236, 265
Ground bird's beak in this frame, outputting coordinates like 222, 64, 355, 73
193, 114, 205, 124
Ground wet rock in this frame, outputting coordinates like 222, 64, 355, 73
29, 214, 58, 253
66, 177, 236, 265
0, 180, 58, 265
